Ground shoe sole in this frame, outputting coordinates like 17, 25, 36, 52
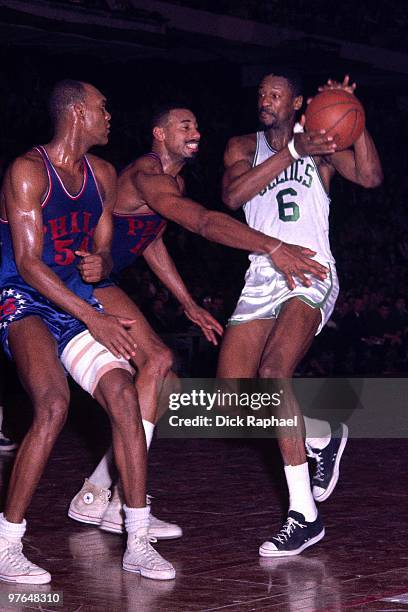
259, 527, 325, 558
122, 562, 176, 581
100, 522, 183, 540
148, 531, 183, 541
68, 508, 102, 526
100, 522, 123, 534
313, 424, 349, 502
0, 572, 52, 585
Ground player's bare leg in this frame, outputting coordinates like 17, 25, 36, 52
69, 286, 182, 540
85, 366, 175, 580
95, 286, 174, 424
5, 317, 70, 522
258, 299, 325, 557
259, 299, 319, 463
0, 316, 70, 584
217, 318, 274, 378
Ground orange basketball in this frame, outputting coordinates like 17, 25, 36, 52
305, 89, 365, 150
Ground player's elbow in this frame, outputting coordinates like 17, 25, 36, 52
222, 188, 243, 211
16, 257, 38, 285
360, 167, 383, 188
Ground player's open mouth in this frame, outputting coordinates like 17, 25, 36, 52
186, 142, 199, 152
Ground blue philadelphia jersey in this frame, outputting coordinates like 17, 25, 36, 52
110, 212, 166, 275
0, 145, 104, 300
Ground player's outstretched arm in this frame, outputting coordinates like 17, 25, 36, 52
135, 158, 328, 290
4, 156, 137, 360
143, 233, 223, 344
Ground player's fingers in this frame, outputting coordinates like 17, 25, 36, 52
285, 272, 295, 291
214, 322, 224, 335
119, 317, 138, 327
106, 337, 125, 360
296, 270, 311, 288
303, 259, 328, 276
204, 328, 218, 345
116, 330, 138, 358
204, 316, 223, 335
300, 113, 306, 126
75, 250, 92, 258
298, 247, 317, 256
307, 128, 328, 138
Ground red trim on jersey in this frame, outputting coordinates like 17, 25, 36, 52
85, 156, 104, 210
35, 146, 53, 208
38, 145, 88, 200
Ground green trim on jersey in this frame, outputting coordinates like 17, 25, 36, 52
310, 156, 331, 199
263, 131, 278, 154
252, 133, 260, 168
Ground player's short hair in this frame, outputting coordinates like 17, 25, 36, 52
262, 68, 304, 97
151, 102, 191, 131
48, 80, 86, 125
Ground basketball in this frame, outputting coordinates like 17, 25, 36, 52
305, 89, 365, 150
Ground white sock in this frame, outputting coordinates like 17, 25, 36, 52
142, 419, 155, 451
0, 513, 26, 543
88, 446, 114, 489
123, 504, 150, 534
88, 421, 155, 489
284, 463, 317, 522
304, 417, 331, 450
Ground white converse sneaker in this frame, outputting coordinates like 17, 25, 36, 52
148, 513, 183, 540
123, 529, 176, 581
100, 489, 183, 540
100, 485, 123, 534
68, 479, 111, 525
0, 536, 51, 584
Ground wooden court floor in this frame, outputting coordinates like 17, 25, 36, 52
0, 382, 407, 611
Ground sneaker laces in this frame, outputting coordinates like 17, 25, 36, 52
100, 489, 111, 504
307, 447, 325, 482
273, 517, 306, 544
130, 534, 168, 568
1, 542, 32, 572
313, 451, 325, 482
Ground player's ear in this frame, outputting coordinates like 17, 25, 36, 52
153, 126, 165, 142
72, 101, 86, 122
294, 95, 303, 111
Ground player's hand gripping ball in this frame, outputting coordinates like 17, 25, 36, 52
305, 89, 365, 150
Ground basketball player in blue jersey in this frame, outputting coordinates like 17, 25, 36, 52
69, 163, 222, 538
217, 72, 382, 556
68, 104, 331, 535
0, 80, 175, 583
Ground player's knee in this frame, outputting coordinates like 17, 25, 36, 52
259, 363, 293, 379
145, 346, 174, 378
108, 381, 140, 426
32, 390, 69, 433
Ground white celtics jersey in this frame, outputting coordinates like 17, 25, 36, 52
244, 128, 335, 265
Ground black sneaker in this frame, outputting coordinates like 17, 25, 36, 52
308, 423, 348, 502
259, 511, 325, 557
0, 431, 17, 452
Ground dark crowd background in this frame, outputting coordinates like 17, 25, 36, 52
0, 2, 407, 378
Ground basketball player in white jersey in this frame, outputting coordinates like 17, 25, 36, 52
217, 72, 382, 556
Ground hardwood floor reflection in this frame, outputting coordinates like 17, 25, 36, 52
0, 382, 407, 610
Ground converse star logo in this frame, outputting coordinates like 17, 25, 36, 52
83, 492, 94, 505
